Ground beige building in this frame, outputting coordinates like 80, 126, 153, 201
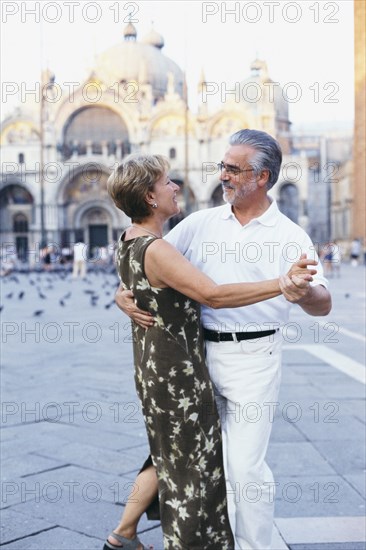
1, 23, 311, 260
353, 0, 366, 243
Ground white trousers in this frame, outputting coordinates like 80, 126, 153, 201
205, 331, 282, 550
72, 260, 86, 279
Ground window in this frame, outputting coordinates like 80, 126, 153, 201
18, 153, 25, 164
169, 147, 176, 160
13, 213, 28, 233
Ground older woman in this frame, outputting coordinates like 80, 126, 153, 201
104, 154, 315, 550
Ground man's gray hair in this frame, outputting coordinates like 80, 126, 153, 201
229, 129, 282, 189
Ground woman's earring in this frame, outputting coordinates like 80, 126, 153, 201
152, 202, 158, 209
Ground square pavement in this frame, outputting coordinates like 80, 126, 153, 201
1, 265, 365, 549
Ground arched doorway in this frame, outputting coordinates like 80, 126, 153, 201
80, 207, 112, 258
61, 165, 113, 246
13, 213, 29, 261
167, 178, 196, 229
0, 185, 34, 260
278, 183, 299, 223
211, 183, 225, 207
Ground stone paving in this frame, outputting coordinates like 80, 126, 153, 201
0, 263, 365, 550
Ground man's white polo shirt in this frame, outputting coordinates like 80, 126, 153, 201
165, 201, 328, 332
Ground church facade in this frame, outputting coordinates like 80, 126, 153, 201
1, 23, 310, 261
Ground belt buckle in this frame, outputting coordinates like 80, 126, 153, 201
232, 332, 238, 343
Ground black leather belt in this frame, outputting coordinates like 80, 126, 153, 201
203, 328, 277, 342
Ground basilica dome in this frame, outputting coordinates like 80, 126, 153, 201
94, 23, 184, 101
240, 59, 289, 122
142, 28, 164, 49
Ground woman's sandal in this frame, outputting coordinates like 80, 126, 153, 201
103, 532, 145, 550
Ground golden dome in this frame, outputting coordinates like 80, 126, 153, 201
94, 32, 184, 100
142, 28, 164, 49
123, 22, 137, 40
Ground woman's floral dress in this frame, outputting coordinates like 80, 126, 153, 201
116, 235, 234, 550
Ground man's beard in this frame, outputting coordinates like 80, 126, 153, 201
222, 179, 258, 204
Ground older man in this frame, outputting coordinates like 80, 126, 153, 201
117, 129, 331, 549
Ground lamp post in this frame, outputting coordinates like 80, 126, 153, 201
183, 74, 191, 215
39, 71, 55, 248
39, 75, 46, 248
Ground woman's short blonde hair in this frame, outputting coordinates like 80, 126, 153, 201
107, 154, 169, 222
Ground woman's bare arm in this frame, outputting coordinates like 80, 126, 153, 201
144, 239, 315, 309
115, 246, 316, 325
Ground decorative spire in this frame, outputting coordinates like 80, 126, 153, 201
250, 58, 268, 78
142, 22, 164, 49
197, 67, 206, 93
123, 21, 137, 41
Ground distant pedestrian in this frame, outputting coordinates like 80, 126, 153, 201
350, 238, 361, 267
0, 249, 16, 276
61, 246, 71, 265
72, 241, 87, 279
322, 242, 334, 277
99, 246, 109, 266
331, 241, 342, 278
42, 246, 52, 271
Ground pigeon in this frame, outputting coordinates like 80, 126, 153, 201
84, 290, 95, 295
104, 300, 115, 309
5, 293, 13, 299
38, 292, 47, 299
18, 291, 25, 299
29, 280, 35, 286
0, 305, 4, 313
59, 300, 65, 307
33, 310, 44, 316
90, 295, 99, 306
63, 292, 71, 300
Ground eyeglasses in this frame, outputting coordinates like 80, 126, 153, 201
217, 161, 255, 176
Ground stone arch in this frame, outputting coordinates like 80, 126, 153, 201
150, 113, 195, 140
73, 201, 129, 257
60, 105, 130, 159
73, 199, 120, 229
57, 163, 128, 247
0, 184, 34, 232
167, 175, 197, 228
210, 183, 225, 207
278, 182, 299, 223
57, 162, 111, 206
0, 120, 40, 146
207, 112, 248, 140
0, 185, 34, 261
0, 184, 34, 207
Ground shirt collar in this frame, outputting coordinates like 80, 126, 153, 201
220, 198, 279, 227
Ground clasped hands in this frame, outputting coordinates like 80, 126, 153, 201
281, 253, 317, 303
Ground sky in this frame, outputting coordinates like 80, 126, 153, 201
1, 0, 355, 131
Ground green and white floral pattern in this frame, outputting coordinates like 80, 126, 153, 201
117, 236, 234, 550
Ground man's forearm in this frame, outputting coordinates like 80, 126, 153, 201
298, 285, 332, 316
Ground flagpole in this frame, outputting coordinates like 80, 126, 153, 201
39, 16, 46, 248
183, 73, 190, 215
